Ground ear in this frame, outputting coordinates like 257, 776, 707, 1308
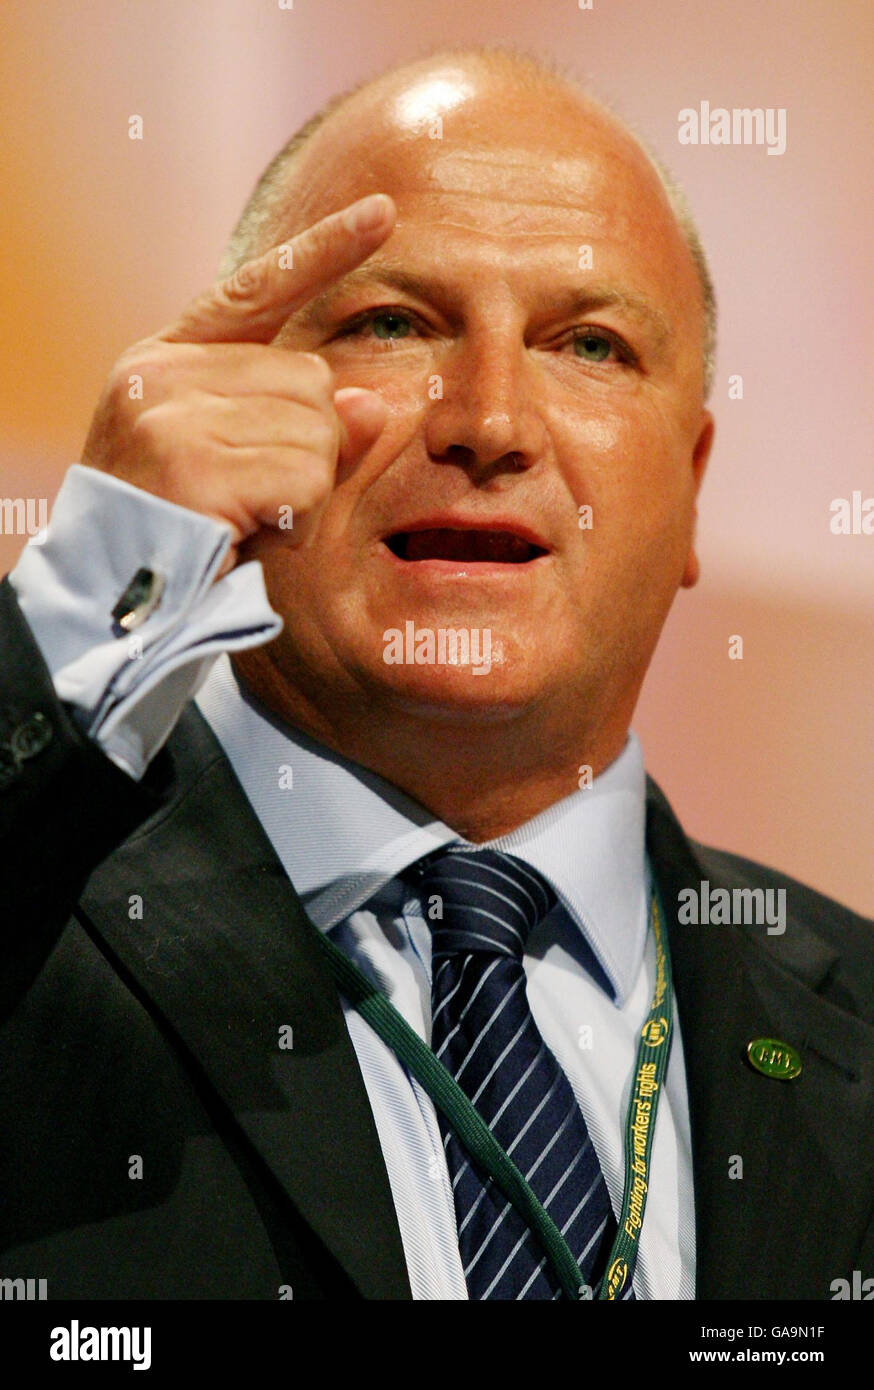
680, 410, 715, 589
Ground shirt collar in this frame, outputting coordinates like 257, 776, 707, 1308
196, 655, 648, 1006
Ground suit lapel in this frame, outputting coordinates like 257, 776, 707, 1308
78, 707, 412, 1300
75, 704, 872, 1302
646, 779, 874, 1299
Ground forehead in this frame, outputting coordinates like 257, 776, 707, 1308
269, 67, 700, 315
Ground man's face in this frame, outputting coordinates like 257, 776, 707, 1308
244, 66, 713, 737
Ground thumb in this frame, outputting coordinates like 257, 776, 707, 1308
333, 387, 387, 471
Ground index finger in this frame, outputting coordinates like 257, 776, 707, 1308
158, 193, 396, 346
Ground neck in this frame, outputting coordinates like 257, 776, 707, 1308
232, 651, 633, 841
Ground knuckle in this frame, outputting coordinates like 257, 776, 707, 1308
112, 342, 173, 402
106, 355, 140, 404
299, 219, 331, 260
297, 351, 334, 394
293, 214, 346, 277
130, 401, 173, 451
219, 260, 262, 304
308, 414, 338, 457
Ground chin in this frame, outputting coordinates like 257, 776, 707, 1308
363, 643, 555, 724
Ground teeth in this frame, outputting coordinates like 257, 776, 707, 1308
401, 529, 533, 562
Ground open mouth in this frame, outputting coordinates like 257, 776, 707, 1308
384, 528, 549, 564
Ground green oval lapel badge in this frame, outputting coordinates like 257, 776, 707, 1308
746, 1037, 802, 1081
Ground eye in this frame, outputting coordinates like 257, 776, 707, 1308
337, 307, 417, 341
570, 330, 630, 364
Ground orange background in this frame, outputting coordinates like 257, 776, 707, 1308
1, 0, 871, 914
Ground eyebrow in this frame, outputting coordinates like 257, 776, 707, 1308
297, 262, 673, 347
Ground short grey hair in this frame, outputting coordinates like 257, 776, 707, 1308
221, 46, 716, 397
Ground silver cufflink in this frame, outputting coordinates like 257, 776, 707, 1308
111, 567, 165, 633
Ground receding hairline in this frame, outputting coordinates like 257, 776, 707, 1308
221, 45, 716, 397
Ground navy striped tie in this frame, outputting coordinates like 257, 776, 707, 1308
420, 846, 623, 1300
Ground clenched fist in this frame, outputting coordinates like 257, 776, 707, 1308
81, 193, 396, 573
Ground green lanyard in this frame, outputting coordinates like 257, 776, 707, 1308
307, 876, 673, 1301
598, 883, 674, 1299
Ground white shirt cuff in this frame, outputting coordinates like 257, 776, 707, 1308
8, 464, 282, 779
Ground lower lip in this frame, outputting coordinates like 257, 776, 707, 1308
378, 543, 551, 578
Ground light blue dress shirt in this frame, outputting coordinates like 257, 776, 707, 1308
9, 464, 696, 1300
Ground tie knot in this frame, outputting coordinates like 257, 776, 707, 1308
418, 847, 556, 959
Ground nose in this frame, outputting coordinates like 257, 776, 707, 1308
423, 328, 546, 481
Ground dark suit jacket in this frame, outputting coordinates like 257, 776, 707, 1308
1, 577, 872, 1300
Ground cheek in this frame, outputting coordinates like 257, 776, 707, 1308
553, 396, 693, 517
568, 409, 626, 456
550, 399, 697, 599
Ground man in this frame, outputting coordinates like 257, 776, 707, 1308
1, 47, 872, 1302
